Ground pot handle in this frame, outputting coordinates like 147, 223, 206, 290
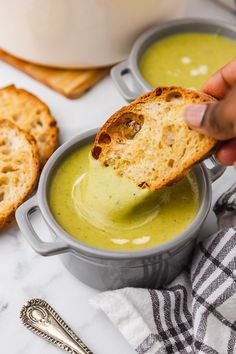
206, 156, 226, 182
15, 195, 70, 256
111, 60, 143, 102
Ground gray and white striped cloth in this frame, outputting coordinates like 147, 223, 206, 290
92, 184, 236, 354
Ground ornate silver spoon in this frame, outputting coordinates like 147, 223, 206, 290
20, 298, 93, 354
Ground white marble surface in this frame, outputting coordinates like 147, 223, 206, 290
0, 1, 236, 353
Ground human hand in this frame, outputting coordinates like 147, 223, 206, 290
184, 58, 236, 167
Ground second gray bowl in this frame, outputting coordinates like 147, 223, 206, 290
111, 18, 236, 101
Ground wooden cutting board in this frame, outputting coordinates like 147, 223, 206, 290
0, 49, 110, 99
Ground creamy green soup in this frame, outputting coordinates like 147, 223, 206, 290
49, 143, 199, 251
139, 32, 236, 89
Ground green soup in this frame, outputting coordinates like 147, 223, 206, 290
49, 143, 199, 251
139, 32, 236, 89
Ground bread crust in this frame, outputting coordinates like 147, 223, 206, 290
0, 85, 58, 167
93, 87, 217, 190
0, 119, 40, 228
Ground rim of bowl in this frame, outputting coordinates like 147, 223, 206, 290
129, 17, 236, 91
37, 128, 212, 260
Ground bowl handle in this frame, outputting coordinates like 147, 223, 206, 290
16, 195, 70, 256
206, 156, 226, 182
111, 60, 144, 102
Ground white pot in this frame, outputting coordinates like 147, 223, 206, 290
0, 0, 187, 68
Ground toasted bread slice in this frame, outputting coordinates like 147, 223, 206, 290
0, 119, 39, 228
92, 87, 217, 191
0, 85, 58, 166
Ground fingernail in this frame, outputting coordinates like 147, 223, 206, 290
184, 104, 207, 128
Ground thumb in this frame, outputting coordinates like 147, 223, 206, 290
184, 87, 236, 141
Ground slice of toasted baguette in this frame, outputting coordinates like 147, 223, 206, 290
92, 87, 217, 191
0, 119, 39, 228
0, 85, 58, 166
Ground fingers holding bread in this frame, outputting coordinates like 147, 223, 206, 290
93, 87, 217, 191
0, 119, 40, 229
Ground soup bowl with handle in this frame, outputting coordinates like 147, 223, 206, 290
111, 18, 236, 101
16, 129, 225, 291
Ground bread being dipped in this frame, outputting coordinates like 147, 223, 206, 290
49, 87, 216, 251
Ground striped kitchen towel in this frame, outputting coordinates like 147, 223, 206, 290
91, 184, 236, 354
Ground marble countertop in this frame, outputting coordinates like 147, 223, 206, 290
0, 1, 235, 353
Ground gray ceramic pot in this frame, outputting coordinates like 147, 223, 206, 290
111, 18, 236, 101
16, 129, 225, 291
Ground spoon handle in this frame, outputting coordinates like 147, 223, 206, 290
20, 298, 93, 354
